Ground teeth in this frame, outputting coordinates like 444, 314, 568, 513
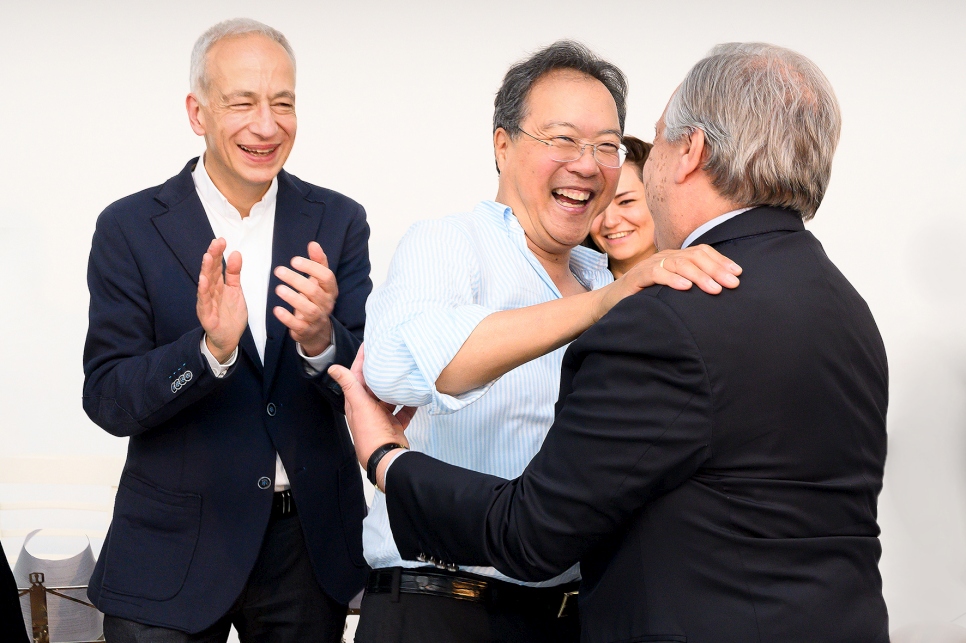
240, 145, 274, 156
553, 188, 590, 202
606, 231, 631, 240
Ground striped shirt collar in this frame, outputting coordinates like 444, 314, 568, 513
476, 200, 610, 290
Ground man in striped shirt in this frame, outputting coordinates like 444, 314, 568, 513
355, 41, 740, 643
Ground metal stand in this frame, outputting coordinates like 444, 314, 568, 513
16, 572, 103, 643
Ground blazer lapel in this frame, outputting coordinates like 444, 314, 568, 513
262, 171, 323, 393
151, 158, 262, 374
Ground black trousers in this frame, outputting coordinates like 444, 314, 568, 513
354, 577, 580, 643
103, 513, 347, 643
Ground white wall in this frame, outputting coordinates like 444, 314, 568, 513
1, 0, 964, 631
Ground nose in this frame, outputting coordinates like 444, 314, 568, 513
601, 202, 622, 230
249, 101, 279, 138
566, 144, 600, 176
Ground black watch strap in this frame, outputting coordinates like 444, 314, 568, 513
367, 443, 407, 485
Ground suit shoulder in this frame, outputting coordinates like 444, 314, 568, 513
95, 181, 169, 231
285, 173, 366, 219
579, 289, 698, 356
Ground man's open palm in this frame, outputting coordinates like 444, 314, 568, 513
197, 238, 248, 363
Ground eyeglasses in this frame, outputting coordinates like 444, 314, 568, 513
518, 128, 626, 169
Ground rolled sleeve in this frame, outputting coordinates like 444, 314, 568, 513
398, 304, 496, 414
364, 218, 497, 414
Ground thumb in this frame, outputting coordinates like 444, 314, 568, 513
327, 364, 357, 415
328, 364, 357, 392
308, 241, 329, 269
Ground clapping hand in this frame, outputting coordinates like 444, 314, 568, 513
273, 241, 338, 356
196, 238, 248, 363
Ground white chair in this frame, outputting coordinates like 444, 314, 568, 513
0, 455, 124, 559
1, 455, 123, 642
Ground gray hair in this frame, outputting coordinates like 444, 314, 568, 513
493, 40, 628, 139
190, 18, 296, 104
663, 42, 841, 221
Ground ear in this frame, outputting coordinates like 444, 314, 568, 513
186, 93, 206, 136
673, 128, 706, 184
493, 127, 510, 175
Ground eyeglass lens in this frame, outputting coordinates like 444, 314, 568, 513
547, 139, 625, 168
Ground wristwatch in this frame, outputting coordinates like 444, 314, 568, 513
367, 443, 407, 486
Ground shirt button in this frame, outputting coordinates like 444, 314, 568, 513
266, 403, 277, 417
257, 477, 271, 490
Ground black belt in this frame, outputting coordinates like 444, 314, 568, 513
366, 568, 579, 618
271, 489, 297, 519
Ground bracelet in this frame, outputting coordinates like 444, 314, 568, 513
367, 443, 407, 486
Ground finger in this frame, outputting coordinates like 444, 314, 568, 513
273, 305, 311, 335
328, 364, 357, 393
327, 365, 357, 418
275, 284, 325, 321
275, 264, 332, 301
198, 255, 213, 292
207, 237, 227, 261
307, 241, 328, 269
198, 251, 221, 287
351, 344, 366, 386
678, 248, 741, 289
286, 259, 338, 295
694, 244, 742, 275
661, 257, 724, 294
225, 251, 243, 287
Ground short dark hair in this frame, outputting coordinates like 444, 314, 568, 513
621, 136, 652, 182
493, 40, 628, 142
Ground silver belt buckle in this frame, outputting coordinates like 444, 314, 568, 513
557, 590, 578, 618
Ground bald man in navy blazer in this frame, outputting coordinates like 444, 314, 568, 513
83, 19, 370, 642
334, 43, 889, 643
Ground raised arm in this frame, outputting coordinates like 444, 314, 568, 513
435, 244, 740, 395
333, 292, 715, 581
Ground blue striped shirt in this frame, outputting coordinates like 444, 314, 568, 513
362, 200, 613, 585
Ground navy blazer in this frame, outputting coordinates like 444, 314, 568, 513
83, 159, 371, 632
387, 208, 890, 643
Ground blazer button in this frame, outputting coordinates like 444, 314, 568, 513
258, 477, 272, 490
266, 403, 277, 417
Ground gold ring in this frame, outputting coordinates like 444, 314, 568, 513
659, 257, 666, 270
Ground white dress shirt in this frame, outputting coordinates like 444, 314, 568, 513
681, 207, 753, 248
191, 154, 336, 491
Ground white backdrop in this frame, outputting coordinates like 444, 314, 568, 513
1, 0, 964, 632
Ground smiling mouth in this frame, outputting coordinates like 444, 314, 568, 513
605, 231, 633, 240
238, 144, 279, 157
552, 188, 593, 208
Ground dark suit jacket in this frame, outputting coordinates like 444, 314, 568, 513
387, 207, 889, 643
83, 159, 371, 632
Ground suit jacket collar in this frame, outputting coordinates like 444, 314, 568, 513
689, 206, 805, 247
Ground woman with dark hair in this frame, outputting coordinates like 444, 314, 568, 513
586, 136, 657, 277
